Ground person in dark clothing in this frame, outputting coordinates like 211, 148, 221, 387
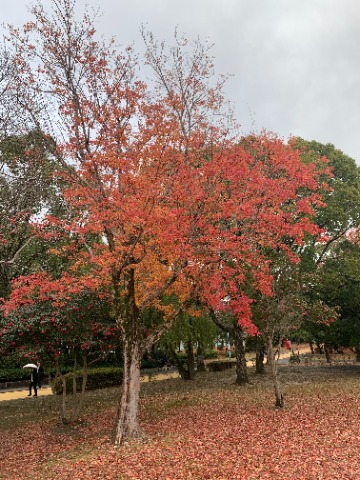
28, 367, 38, 397
37, 362, 44, 389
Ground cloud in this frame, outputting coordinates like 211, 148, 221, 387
2, 0, 360, 161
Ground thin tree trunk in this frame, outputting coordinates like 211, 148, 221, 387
71, 353, 88, 422
72, 349, 78, 395
115, 338, 142, 445
196, 342, 206, 372
356, 346, 360, 362
267, 334, 284, 408
185, 338, 196, 380
255, 348, 265, 374
55, 350, 90, 423
324, 343, 331, 363
316, 341, 323, 354
54, 357, 69, 423
233, 324, 249, 385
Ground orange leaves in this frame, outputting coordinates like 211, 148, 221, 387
2, 129, 330, 339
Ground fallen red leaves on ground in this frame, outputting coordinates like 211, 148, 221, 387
2, 379, 360, 480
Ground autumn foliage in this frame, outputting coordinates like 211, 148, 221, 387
1, 0, 332, 443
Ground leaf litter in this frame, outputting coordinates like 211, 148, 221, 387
2, 365, 360, 479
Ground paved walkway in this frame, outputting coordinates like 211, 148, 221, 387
0, 387, 53, 402
0, 372, 180, 402
0, 346, 310, 402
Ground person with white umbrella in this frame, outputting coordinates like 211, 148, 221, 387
23, 363, 38, 397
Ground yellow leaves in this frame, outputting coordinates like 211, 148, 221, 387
132, 250, 192, 311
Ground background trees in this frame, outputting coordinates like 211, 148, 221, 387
161, 307, 216, 380
294, 140, 360, 357
0, 130, 58, 299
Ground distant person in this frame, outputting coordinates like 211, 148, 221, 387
259, 348, 266, 363
37, 361, 44, 389
28, 367, 38, 397
285, 339, 292, 351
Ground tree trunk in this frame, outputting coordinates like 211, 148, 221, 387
255, 348, 265, 374
166, 344, 192, 380
185, 338, 196, 380
114, 338, 142, 445
324, 343, 331, 363
53, 357, 69, 423
356, 346, 360, 362
55, 354, 88, 424
196, 342, 206, 372
71, 352, 88, 422
309, 341, 314, 354
267, 334, 284, 408
233, 324, 249, 385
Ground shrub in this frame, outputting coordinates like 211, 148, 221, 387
0, 352, 25, 369
51, 367, 123, 395
141, 357, 160, 369
207, 361, 235, 372
203, 349, 218, 359
289, 352, 301, 364
0, 368, 30, 382
141, 351, 168, 369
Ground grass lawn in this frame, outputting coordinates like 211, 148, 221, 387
1, 354, 360, 479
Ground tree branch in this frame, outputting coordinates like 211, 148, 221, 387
0, 236, 34, 265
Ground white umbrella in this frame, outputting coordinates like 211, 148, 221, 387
23, 363, 37, 369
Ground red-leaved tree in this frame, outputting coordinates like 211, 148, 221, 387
2, 0, 330, 444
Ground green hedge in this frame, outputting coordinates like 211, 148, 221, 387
0, 368, 31, 382
51, 367, 123, 395
203, 349, 219, 359
207, 361, 235, 372
0, 366, 74, 383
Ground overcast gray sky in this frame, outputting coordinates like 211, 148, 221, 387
2, 0, 360, 162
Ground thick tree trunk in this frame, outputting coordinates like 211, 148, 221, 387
114, 267, 145, 445
267, 334, 284, 408
114, 338, 142, 445
233, 324, 249, 385
166, 344, 193, 380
